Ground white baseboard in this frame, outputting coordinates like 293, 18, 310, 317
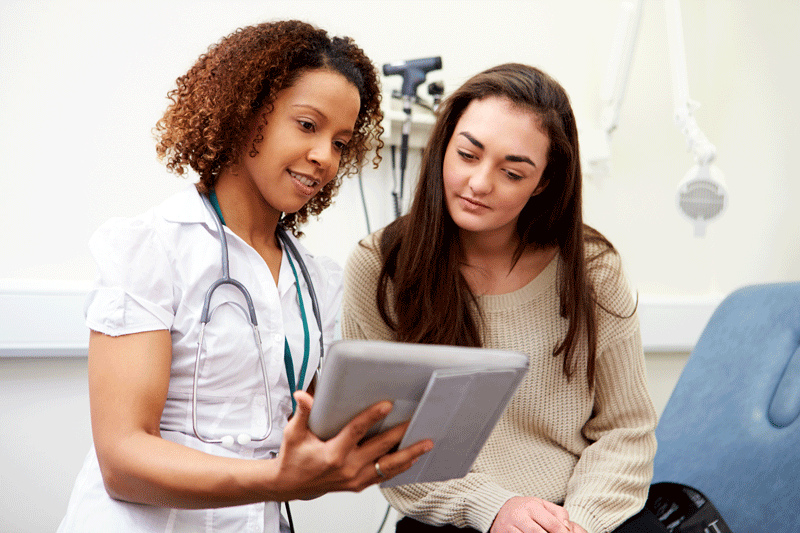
0, 280, 723, 357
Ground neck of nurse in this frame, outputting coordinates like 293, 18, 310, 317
213, 171, 282, 255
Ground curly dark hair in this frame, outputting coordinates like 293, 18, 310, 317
154, 20, 384, 235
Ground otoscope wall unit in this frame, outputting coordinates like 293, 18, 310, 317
382, 101, 436, 151
381, 56, 443, 218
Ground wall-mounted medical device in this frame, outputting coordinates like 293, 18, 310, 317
585, 0, 726, 237
382, 57, 443, 218
665, 0, 727, 237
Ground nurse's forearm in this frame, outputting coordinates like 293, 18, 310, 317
97, 393, 432, 507
97, 431, 277, 508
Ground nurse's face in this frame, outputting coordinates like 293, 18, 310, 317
241, 68, 361, 217
443, 96, 550, 243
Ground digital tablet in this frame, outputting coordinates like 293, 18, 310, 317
307, 339, 529, 442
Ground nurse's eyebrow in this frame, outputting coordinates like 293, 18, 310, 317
459, 131, 537, 168
292, 104, 355, 136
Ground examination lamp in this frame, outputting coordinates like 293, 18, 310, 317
665, 0, 727, 237
588, 0, 726, 237
383, 56, 443, 217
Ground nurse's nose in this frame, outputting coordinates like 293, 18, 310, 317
308, 139, 334, 171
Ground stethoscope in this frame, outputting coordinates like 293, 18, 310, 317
193, 191, 324, 448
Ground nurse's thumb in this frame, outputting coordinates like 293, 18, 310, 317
292, 391, 314, 426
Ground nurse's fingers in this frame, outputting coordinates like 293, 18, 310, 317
368, 436, 433, 481
330, 400, 394, 450
291, 391, 314, 425
359, 421, 433, 473
357, 419, 410, 458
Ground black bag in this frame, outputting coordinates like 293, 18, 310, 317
646, 482, 733, 533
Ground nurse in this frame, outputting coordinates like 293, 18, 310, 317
58, 20, 432, 533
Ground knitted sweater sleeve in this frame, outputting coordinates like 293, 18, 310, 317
563, 251, 658, 533
340, 233, 395, 342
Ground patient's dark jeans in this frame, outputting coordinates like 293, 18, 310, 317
396, 508, 668, 533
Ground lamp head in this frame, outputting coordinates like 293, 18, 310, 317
676, 163, 727, 237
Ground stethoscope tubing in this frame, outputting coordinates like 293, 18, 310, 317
276, 230, 325, 382
192, 193, 323, 448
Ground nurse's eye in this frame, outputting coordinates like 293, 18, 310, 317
457, 150, 476, 161
299, 120, 316, 132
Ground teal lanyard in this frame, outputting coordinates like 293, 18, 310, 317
209, 191, 310, 413
283, 251, 310, 412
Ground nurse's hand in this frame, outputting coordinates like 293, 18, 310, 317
267, 391, 433, 500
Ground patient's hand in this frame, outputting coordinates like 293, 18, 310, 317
491, 497, 572, 533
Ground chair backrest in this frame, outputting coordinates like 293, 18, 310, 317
652, 282, 800, 533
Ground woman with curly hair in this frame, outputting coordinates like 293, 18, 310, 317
342, 63, 663, 533
58, 20, 432, 533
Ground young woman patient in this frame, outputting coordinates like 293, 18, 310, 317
341, 63, 664, 533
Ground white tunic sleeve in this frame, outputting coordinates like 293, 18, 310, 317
84, 215, 175, 336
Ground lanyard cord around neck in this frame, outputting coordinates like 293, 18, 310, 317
208, 190, 310, 413
283, 251, 310, 412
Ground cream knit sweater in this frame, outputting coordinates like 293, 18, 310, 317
341, 231, 658, 533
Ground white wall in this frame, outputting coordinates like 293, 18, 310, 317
3, 0, 799, 289
1, 1, 798, 532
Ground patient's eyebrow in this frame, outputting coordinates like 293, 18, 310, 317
458, 131, 537, 168
505, 154, 537, 168
459, 131, 484, 150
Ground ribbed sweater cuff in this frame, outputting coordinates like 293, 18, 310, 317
566, 505, 604, 533
465, 486, 519, 532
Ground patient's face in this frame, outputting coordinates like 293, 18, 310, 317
442, 96, 550, 242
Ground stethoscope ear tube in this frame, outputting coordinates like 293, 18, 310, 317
200, 277, 259, 325
195, 194, 276, 447
277, 228, 325, 364
193, 317, 274, 448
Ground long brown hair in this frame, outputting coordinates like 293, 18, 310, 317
154, 20, 384, 236
376, 63, 617, 386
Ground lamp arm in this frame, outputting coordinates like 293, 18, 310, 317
665, 0, 716, 165
600, 0, 643, 136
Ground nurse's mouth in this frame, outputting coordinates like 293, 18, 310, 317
288, 170, 319, 195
